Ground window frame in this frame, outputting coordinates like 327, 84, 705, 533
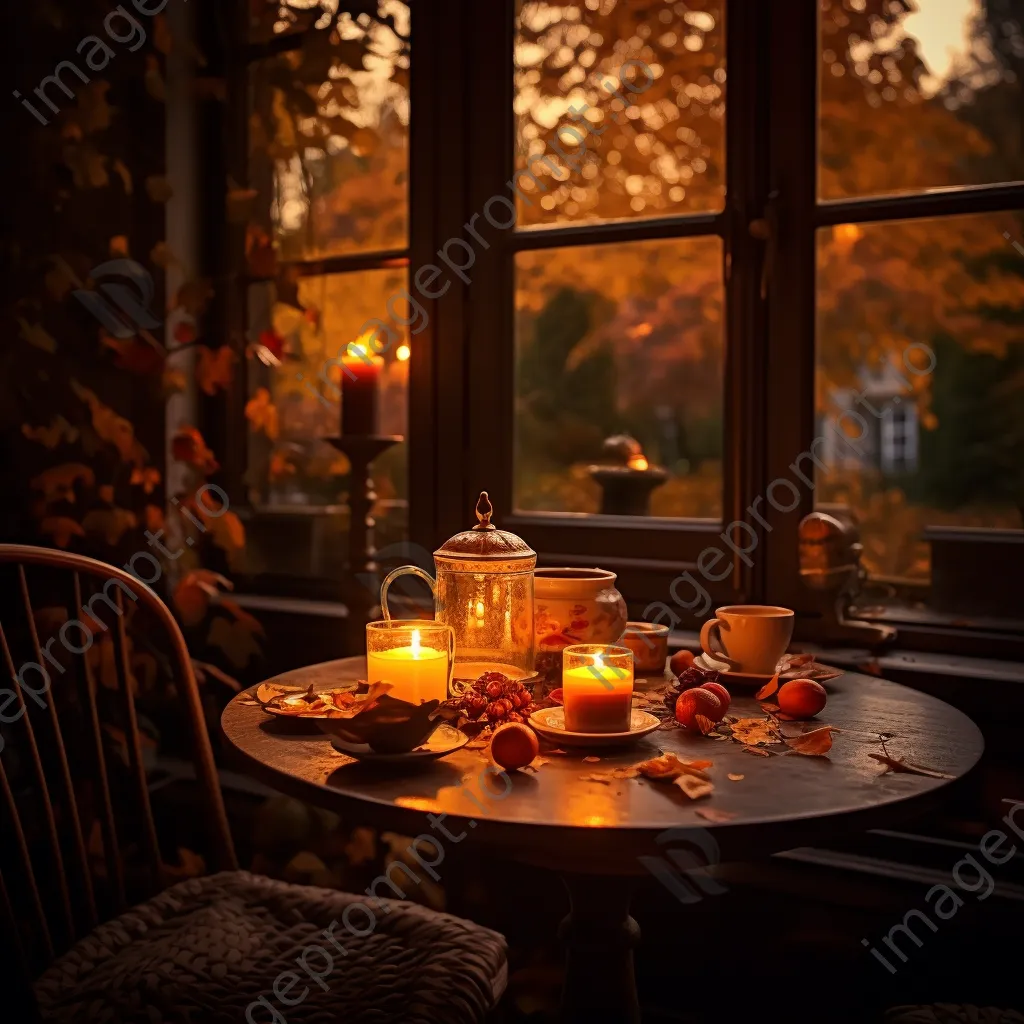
223, 0, 1024, 655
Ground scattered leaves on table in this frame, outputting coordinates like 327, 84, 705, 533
694, 713, 717, 736
784, 725, 836, 757
583, 756, 601, 763
870, 738, 953, 778
729, 717, 779, 747
696, 806, 736, 822
579, 773, 613, 784
674, 774, 714, 800
727, 773, 745, 782
637, 753, 711, 782
868, 753, 954, 779
755, 672, 780, 701
742, 745, 771, 757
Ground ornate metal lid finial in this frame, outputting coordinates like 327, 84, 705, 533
473, 491, 495, 531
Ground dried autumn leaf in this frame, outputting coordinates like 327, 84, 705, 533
196, 345, 235, 396
31, 463, 95, 502
785, 725, 835, 757
207, 616, 262, 670
674, 774, 714, 800
81, 508, 137, 545
23, 417, 79, 450
696, 806, 736, 822
760, 703, 781, 714
579, 773, 612, 784
729, 717, 777, 747
755, 672, 780, 700
742, 745, 771, 757
40, 517, 86, 548
637, 753, 711, 782
695, 713, 720, 735
727, 773, 745, 781
867, 753, 954, 779
18, 317, 57, 354
582, 755, 601, 763
246, 387, 280, 440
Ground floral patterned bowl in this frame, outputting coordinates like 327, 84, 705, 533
533, 568, 628, 689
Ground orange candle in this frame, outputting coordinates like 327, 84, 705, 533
562, 646, 634, 733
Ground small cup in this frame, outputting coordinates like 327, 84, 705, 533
699, 605, 794, 676
620, 621, 669, 674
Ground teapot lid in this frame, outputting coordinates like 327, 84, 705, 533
434, 492, 536, 570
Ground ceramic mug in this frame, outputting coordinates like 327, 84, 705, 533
699, 605, 794, 676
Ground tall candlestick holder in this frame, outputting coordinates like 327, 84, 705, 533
328, 434, 403, 654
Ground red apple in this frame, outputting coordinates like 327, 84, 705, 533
700, 680, 731, 714
669, 649, 695, 677
777, 678, 827, 719
674, 687, 724, 729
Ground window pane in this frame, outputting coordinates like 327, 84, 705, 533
245, 270, 409, 513
514, 237, 724, 517
248, 2, 410, 261
248, 1, 341, 43
819, 0, 1024, 200
815, 212, 1024, 580
514, 0, 725, 228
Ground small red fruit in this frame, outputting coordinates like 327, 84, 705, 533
777, 678, 827, 719
674, 687, 724, 729
700, 681, 731, 714
489, 722, 539, 771
669, 649, 696, 677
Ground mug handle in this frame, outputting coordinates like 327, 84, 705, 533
443, 623, 457, 698
380, 565, 437, 623
699, 617, 740, 670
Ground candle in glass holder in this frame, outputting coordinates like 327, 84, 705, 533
341, 335, 384, 435
366, 622, 453, 705
562, 644, 634, 733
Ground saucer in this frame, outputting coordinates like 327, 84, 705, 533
328, 723, 468, 763
694, 653, 775, 688
528, 708, 660, 748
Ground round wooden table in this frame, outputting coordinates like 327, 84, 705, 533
222, 659, 983, 1023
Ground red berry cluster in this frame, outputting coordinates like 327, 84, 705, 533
454, 671, 536, 725
664, 664, 720, 710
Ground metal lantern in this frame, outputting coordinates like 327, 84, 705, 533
380, 492, 536, 684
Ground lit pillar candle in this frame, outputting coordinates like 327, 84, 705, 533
366, 628, 449, 705
562, 646, 634, 733
341, 336, 384, 435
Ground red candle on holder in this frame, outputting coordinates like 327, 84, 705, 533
341, 335, 384, 435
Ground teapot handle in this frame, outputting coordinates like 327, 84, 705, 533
380, 565, 437, 623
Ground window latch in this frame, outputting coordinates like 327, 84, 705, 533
749, 190, 780, 300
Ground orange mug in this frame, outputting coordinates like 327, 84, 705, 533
699, 605, 794, 676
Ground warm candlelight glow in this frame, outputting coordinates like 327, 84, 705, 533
562, 644, 634, 733
396, 343, 411, 361
366, 622, 451, 705
626, 454, 649, 470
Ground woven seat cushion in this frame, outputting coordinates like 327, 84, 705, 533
886, 1008, 1024, 1024
35, 870, 507, 1024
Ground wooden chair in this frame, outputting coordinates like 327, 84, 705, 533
0, 545, 507, 1023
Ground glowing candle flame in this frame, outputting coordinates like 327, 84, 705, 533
592, 652, 605, 672
627, 454, 649, 470
475, 600, 485, 618
410, 628, 421, 657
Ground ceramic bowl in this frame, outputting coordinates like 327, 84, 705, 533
315, 695, 443, 754
620, 621, 669, 674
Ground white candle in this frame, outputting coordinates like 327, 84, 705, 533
366, 629, 449, 705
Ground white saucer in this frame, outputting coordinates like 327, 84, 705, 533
694, 654, 775, 687
528, 707, 660, 748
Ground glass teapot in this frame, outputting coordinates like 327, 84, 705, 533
380, 492, 536, 683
